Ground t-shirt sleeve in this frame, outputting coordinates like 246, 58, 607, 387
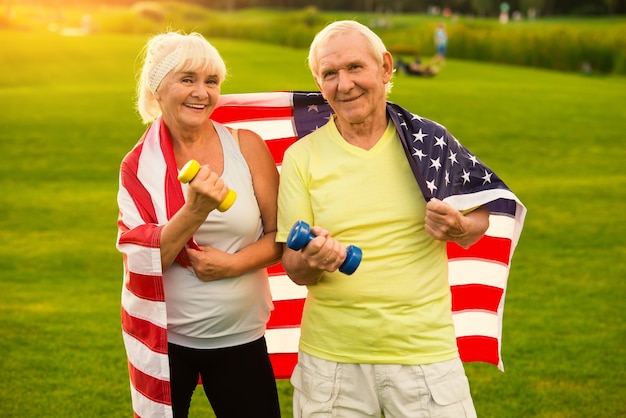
276, 146, 314, 243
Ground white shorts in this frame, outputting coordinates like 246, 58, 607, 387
291, 351, 477, 418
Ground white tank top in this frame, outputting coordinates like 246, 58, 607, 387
164, 122, 273, 349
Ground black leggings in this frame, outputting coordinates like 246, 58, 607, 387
168, 336, 281, 418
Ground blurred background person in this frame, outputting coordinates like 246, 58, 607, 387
395, 56, 440, 77
433, 22, 448, 63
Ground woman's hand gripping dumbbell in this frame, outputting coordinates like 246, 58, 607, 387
286, 220, 362, 275
178, 159, 237, 212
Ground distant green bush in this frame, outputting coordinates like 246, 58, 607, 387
446, 22, 626, 74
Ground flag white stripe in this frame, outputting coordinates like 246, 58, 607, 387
120, 243, 162, 276
269, 274, 308, 301
122, 331, 170, 380
217, 91, 293, 108
129, 384, 173, 418
122, 285, 168, 329
486, 214, 517, 240
452, 311, 500, 338
117, 185, 148, 234
265, 327, 301, 353
448, 259, 509, 288
443, 189, 522, 213
224, 118, 297, 141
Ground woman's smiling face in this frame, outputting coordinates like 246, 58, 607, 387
155, 67, 221, 128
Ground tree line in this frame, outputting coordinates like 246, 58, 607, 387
17, 0, 626, 15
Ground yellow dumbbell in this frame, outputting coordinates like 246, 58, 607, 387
178, 160, 237, 212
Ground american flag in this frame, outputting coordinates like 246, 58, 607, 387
214, 91, 526, 376
117, 91, 525, 417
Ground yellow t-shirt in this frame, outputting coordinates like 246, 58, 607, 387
277, 117, 458, 364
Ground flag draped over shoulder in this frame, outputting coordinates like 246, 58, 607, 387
116, 91, 525, 417
386, 102, 526, 369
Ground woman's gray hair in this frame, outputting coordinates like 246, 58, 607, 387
307, 20, 393, 95
136, 31, 227, 124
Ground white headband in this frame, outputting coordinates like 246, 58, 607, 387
149, 48, 182, 93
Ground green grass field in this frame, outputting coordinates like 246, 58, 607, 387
1, 28, 625, 417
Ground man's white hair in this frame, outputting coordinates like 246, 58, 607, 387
307, 20, 393, 95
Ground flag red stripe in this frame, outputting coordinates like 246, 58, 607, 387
266, 137, 298, 164
127, 271, 165, 302
121, 308, 168, 355
127, 360, 172, 405
447, 235, 512, 265
269, 353, 298, 380
268, 263, 286, 276
268, 299, 305, 328
451, 284, 504, 313
211, 106, 293, 123
160, 121, 187, 221
457, 335, 500, 365
117, 224, 161, 248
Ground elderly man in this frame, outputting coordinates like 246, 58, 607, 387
277, 20, 523, 418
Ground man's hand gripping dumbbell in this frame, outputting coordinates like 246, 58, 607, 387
286, 220, 362, 275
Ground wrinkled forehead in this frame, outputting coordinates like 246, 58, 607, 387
316, 33, 379, 71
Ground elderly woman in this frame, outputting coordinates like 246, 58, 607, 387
116, 31, 282, 418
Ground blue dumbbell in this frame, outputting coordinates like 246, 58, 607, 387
286, 220, 362, 275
